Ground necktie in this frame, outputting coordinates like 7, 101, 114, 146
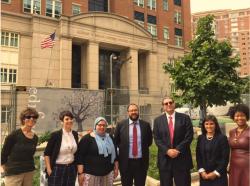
132, 122, 138, 157
168, 116, 174, 145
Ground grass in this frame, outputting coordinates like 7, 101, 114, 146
148, 138, 198, 180
33, 156, 40, 186
192, 116, 233, 127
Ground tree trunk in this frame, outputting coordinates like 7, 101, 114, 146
199, 103, 207, 127
77, 121, 83, 132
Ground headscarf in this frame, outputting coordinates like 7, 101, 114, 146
93, 117, 116, 163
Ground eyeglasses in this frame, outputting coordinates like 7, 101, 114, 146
24, 115, 38, 120
163, 101, 173, 106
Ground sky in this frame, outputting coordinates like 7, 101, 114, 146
191, 0, 250, 13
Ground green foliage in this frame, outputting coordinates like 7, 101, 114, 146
32, 156, 40, 186
163, 15, 244, 114
38, 131, 51, 145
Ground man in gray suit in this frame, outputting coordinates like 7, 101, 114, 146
153, 97, 193, 186
114, 103, 152, 186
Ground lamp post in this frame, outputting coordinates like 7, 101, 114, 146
110, 53, 117, 127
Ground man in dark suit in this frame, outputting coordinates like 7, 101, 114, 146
153, 97, 194, 186
114, 103, 153, 186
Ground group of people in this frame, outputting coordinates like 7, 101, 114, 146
1, 97, 249, 186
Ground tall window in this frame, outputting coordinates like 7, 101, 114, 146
1, 106, 10, 124
1, 32, 19, 47
174, 0, 181, 6
88, 0, 108, 12
134, 11, 144, 26
134, 0, 144, 7
1, 68, 17, 84
163, 0, 168, 11
147, 15, 157, 36
72, 4, 81, 15
46, 0, 62, 18
174, 11, 182, 24
23, 0, 41, 14
147, 0, 156, 10
163, 27, 169, 40
175, 28, 183, 47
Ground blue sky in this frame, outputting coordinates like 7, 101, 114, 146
191, 0, 250, 13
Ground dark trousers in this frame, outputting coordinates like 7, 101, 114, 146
120, 159, 147, 186
48, 163, 76, 186
159, 169, 191, 186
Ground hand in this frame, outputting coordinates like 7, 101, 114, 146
200, 172, 208, 180
0, 165, 5, 174
47, 168, 52, 176
206, 172, 217, 180
78, 173, 85, 186
167, 149, 180, 158
113, 168, 119, 179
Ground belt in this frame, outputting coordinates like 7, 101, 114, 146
128, 158, 142, 161
55, 163, 74, 167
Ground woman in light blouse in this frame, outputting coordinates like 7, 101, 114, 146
44, 111, 78, 186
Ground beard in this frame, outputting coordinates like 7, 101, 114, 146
129, 113, 139, 121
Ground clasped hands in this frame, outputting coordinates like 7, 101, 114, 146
166, 149, 180, 158
200, 172, 217, 180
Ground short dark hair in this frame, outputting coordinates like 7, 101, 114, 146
162, 96, 174, 105
127, 103, 139, 111
20, 108, 39, 125
59, 111, 74, 121
229, 104, 249, 120
201, 115, 222, 135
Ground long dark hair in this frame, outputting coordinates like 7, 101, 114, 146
201, 115, 221, 135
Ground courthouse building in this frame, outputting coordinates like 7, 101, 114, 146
1, 0, 191, 129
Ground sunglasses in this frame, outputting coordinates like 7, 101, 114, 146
24, 115, 38, 120
163, 101, 173, 106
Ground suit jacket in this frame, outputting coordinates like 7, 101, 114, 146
153, 112, 193, 171
44, 129, 78, 170
196, 134, 229, 175
114, 119, 153, 173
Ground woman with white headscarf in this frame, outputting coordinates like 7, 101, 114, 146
77, 117, 118, 186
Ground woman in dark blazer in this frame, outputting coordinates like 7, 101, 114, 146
196, 115, 230, 186
44, 111, 78, 186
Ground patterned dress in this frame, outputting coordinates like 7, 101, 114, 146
228, 127, 249, 186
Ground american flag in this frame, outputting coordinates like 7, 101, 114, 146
41, 32, 56, 49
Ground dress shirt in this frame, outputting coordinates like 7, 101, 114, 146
128, 119, 142, 158
56, 128, 77, 164
166, 112, 176, 129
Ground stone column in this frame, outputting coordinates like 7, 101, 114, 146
59, 37, 72, 88
146, 52, 158, 92
128, 48, 138, 91
86, 41, 99, 90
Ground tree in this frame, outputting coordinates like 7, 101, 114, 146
53, 90, 104, 131
163, 15, 244, 123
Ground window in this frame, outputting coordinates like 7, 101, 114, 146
148, 23, 157, 36
46, 0, 62, 18
134, 0, 144, 7
1, 0, 11, 3
147, 15, 157, 36
23, 0, 41, 14
175, 28, 183, 47
163, 27, 169, 40
1, 32, 19, 47
1, 68, 8, 83
174, 0, 181, 6
88, 0, 108, 12
1, 68, 17, 84
1, 106, 10, 124
147, 0, 156, 10
174, 11, 182, 24
134, 11, 144, 27
72, 4, 81, 15
163, 0, 168, 11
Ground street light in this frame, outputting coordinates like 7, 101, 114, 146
110, 53, 117, 127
